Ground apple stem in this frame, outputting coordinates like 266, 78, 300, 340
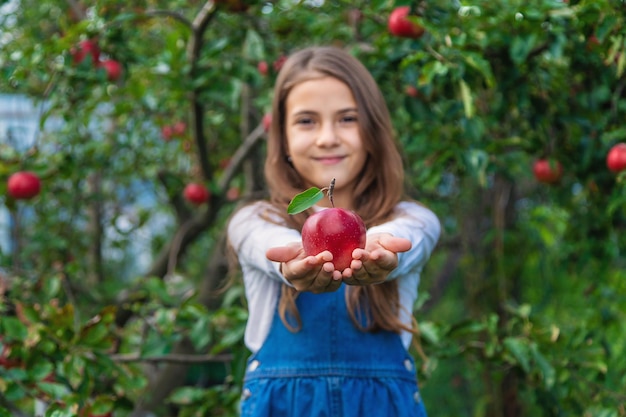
328, 178, 335, 208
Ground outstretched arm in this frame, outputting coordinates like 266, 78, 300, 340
341, 233, 411, 285
342, 201, 441, 285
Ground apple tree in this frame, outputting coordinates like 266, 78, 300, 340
1, 0, 625, 416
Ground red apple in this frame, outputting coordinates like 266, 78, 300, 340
173, 121, 186, 136
405, 85, 419, 97
7, 171, 42, 199
607, 143, 626, 173
273, 55, 287, 72
71, 39, 100, 65
161, 125, 174, 141
183, 183, 210, 205
98, 59, 123, 81
388, 6, 425, 39
262, 113, 272, 133
257, 61, 268, 76
301, 208, 366, 271
533, 159, 563, 184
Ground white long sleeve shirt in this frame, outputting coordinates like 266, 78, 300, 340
227, 200, 441, 353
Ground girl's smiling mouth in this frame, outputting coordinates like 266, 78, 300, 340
314, 156, 346, 165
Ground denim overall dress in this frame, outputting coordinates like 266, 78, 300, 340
240, 284, 427, 417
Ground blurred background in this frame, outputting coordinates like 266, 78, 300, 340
0, 0, 625, 416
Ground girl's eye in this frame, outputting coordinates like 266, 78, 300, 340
341, 115, 358, 123
296, 118, 315, 126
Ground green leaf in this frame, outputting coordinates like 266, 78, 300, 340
91, 395, 115, 415
78, 315, 112, 348
287, 187, 324, 214
417, 321, 441, 345
242, 29, 265, 61
168, 386, 208, 405
510, 33, 538, 65
464, 149, 489, 187
41, 274, 62, 300
530, 344, 556, 388
36, 381, 69, 399
190, 316, 212, 350
0, 317, 28, 341
463, 52, 495, 88
459, 79, 474, 119
503, 337, 531, 372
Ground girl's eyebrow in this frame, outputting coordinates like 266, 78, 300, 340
290, 107, 358, 116
337, 107, 358, 113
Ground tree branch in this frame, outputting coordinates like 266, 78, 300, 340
188, 1, 218, 181
218, 122, 265, 191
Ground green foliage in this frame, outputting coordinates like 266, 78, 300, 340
1, 0, 625, 416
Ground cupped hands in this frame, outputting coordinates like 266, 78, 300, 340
265, 233, 411, 292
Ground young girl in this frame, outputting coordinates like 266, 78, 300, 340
227, 46, 440, 417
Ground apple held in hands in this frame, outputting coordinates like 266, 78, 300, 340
289, 178, 366, 272
302, 207, 366, 272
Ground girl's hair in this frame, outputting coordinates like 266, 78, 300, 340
264, 45, 413, 336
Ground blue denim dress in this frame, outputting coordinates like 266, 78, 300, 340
240, 284, 428, 417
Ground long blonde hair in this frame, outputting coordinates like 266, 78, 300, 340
264, 46, 413, 336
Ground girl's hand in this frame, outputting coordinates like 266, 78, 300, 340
341, 233, 412, 286
266, 243, 343, 293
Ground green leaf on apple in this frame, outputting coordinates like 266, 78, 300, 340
287, 187, 324, 215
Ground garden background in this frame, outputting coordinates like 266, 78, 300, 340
1, 0, 625, 416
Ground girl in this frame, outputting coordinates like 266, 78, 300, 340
227, 46, 440, 417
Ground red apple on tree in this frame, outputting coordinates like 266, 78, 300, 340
405, 85, 419, 97
606, 143, 626, 173
273, 55, 287, 72
161, 125, 174, 141
71, 39, 100, 65
388, 6, 425, 39
173, 121, 187, 136
98, 59, 123, 81
533, 159, 563, 184
183, 183, 210, 205
289, 179, 366, 272
7, 171, 42, 199
257, 60, 269, 76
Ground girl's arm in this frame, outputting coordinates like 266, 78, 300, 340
228, 202, 342, 293
227, 202, 301, 284
342, 201, 441, 285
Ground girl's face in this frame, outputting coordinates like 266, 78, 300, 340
285, 75, 367, 209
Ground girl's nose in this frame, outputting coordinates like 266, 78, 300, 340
315, 122, 340, 147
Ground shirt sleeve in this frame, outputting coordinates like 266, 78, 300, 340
367, 201, 441, 281
227, 201, 301, 285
